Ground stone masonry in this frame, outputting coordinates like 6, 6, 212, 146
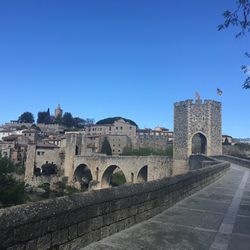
174, 99, 222, 160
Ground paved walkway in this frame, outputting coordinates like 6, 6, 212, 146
83, 164, 250, 250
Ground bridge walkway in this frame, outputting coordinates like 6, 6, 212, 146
82, 164, 250, 250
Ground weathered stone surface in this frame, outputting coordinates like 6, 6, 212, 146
78, 220, 90, 236
174, 99, 222, 160
52, 228, 68, 246
68, 224, 78, 240
37, 234, 51, 250
0, 229, 14, 248
25, 239, 37, 250
14, 220, 47, 243
0, 161, 229, 250
83, 164, 250, 250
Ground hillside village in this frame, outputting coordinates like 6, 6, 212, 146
0, 105, 174, 177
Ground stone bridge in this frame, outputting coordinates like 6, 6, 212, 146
71, 155, 173, 189
5, 156, 250, 250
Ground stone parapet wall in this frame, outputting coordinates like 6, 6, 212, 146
134, 135, 172, 151
0, 162, 229, 250
189, 154, 217, 170
213, 155, 250, 169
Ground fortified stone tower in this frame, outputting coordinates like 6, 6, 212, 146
63, 133, 92, 182
173, 98, 222, 160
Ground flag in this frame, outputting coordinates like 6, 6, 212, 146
217, 88, 223, 96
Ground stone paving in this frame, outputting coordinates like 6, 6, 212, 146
82, 164, 250, 250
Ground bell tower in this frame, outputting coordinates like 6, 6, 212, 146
55, 104, 63, 119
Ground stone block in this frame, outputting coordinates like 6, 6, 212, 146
78, 220, 90, 236
128, 206, 138, 216
7, 244, 25, 250
111, 197, 132, 211
70, 235, 88, 250
87, 204, 103, 218
59, 243, 71, 250
100, 226, 110, 239
25, 239, 37, 250
124, 216, 136, 228
88, 229, 101, 243
101, 201, 111, 214
89, 216, 103, 231
52, 228, 68, 246
0, 229, 14, 248
37, 233, 51, 250
68, 224, 78, 240
103, 212, 115, 226
14, 220, 47, 243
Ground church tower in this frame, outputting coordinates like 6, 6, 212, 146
55, 104, 63, 119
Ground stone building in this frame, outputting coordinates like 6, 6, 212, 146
25, 142, 63, 180
135, 127, 173, 151
22, 129, 38, 142
85, 119, 137, 154
173, 98, 222, 160
0, 132, 35, 164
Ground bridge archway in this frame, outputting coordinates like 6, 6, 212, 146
73, 164, 93, 190
101, 165, 126, 188
192, 132, 207, 154
137, 165, 148, 183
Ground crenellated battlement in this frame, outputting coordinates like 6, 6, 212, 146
174, 98, 222, 160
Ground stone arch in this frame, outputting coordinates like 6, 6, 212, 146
73, 164, 93, 189
101, 165, 127, 188
137, 165, 148, 183
191, 132, 207, 154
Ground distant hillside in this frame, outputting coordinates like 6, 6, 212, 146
96, 117, 138, 127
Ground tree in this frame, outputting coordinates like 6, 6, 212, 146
18, 112, 34, 123
85, 118, 95, 125
0, 155, 26, 207
73, 117, 86, 128
219, 0, 250, 88
100, 137, 112, 155
96, 117, 138, 127
37, 110, 51, 124
62, 112, 75, 127
54, 116, 62, 125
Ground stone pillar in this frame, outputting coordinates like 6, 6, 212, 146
24, 144, 36, 182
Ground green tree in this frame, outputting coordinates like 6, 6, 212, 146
62, 112, 75, 127
37, 110, 51, 124
18, 112, 34, 123
96, 117, 138, 127
0, 155, 26, 207
219, 0, 250, 88
54, 116, 62, 124
101, 137, 112, 155
73, 117, 86, 128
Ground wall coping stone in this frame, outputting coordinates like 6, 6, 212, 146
0, 161, 228, 231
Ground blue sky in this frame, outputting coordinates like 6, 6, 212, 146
0, 1, 249, 137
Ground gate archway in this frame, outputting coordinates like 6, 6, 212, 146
192, 133, 207, 154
